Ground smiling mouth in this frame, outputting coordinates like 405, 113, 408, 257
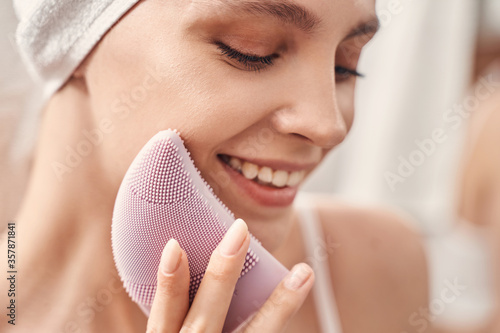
217, 154, 306, 189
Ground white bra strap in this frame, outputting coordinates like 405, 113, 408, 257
295, 193, 343, 333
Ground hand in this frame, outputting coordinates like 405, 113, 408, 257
146, 218, 315, 333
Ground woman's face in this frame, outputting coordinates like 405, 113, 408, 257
82, 0, 377, 247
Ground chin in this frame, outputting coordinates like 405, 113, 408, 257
226, 198, 296, 251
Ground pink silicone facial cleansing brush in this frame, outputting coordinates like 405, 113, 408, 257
111, 129, 289, 332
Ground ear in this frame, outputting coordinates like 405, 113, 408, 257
69, 56, 92, 94
71, 47, 95, 79
72, 62, 86, 79
65, 56, 91, 94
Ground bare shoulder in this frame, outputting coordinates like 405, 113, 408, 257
314, 195, 426, 264
311, 195, 430, 332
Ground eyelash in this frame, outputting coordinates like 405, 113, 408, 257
216, 41, 364, 80
334, 66, 364, 81
216, 42, 278, 72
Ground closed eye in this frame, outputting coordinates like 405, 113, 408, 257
335, 66, 364, 82
215, 42, 279, 72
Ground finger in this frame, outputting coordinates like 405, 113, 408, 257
244, 263, 314, 333
147, 239, 190, 333
182, 218, 250, 332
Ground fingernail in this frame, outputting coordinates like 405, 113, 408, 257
284, 263, 312, 291
219, 218, 248, 256
161, 239, 182, 275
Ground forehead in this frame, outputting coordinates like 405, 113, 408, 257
184, 0, 378, 39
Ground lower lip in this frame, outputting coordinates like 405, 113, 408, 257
218, 158, 299, 207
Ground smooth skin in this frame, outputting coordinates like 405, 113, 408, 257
0, 0, 429, 332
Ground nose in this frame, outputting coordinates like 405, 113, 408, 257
270, 67, 348, 150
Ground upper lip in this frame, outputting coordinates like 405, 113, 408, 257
219, 153, 318, 173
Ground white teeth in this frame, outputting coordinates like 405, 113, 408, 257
286, 171, 304, 187
229, 156, 242, 171
223, 155, 306, 187
242, 161, 259, 180
272, 170, 288, 188
258, 167, 273, 183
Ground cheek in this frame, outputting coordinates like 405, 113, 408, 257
84, 3, 276, 182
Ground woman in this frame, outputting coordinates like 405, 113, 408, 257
0, 0, 429, 332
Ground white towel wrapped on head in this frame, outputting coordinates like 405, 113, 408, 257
14, 0, 141, 100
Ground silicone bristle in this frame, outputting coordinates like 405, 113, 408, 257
111, 130, 259, 306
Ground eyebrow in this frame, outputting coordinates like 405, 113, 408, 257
209, 0, 322, 35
